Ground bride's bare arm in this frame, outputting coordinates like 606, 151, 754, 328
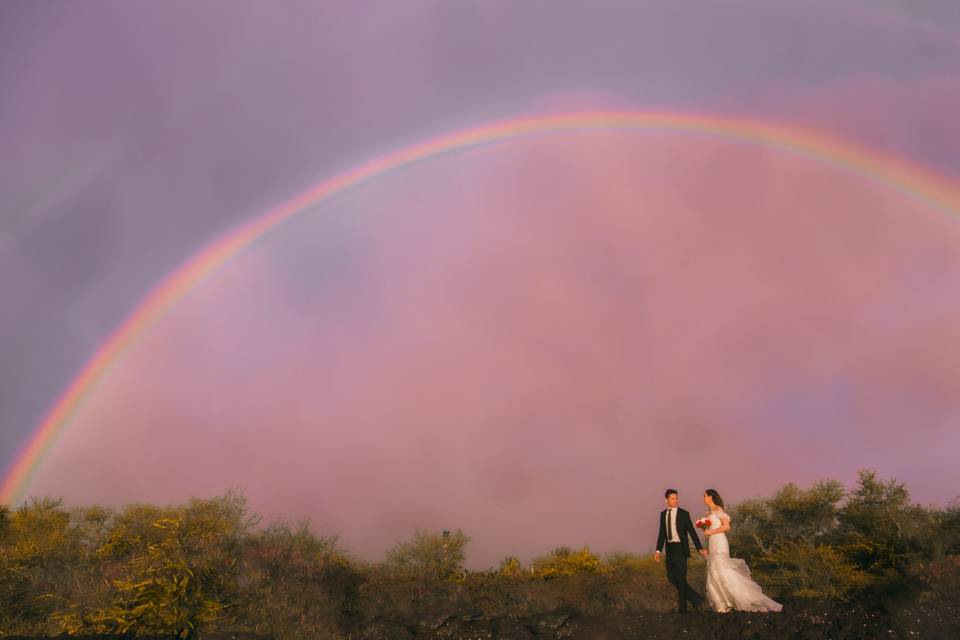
705, 513, 731, 536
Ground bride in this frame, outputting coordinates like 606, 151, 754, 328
700, 489, 782, 613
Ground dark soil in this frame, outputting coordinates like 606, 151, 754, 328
348, 601, 956, 640
3, 600, 955, 639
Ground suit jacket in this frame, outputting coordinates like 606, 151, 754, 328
656, 507, 703, 558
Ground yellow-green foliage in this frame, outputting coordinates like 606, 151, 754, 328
498, 556, 524, 577
54, 491, 255, 639
836, 470, 929, 576
730, 479, 845, 561
497, 550, 652, 579
1, 498, 87, 634
726, 471, 945, 600
1, 473, 958, 637
384, 529, 470, 580
529, 546, 602, 579
602, 552, 661, 576
235, 519, 352, 639
754, 543, 871, 601
8, 497, 73, 561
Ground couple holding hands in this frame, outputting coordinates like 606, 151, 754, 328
655, 488, 782, 614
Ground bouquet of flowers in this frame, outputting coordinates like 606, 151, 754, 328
695, 516, 712, 530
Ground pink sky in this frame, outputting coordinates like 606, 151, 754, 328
5, 0, 960, 572
27, 129, 960, 568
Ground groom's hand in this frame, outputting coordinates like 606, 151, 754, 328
654, 551, 661, 563
699, 549, 708, 557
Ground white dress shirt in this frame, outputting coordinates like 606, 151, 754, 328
667, 508, 680, 542
659, 507, 681, 553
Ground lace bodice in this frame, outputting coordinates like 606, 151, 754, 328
700, 509, 726, 531
708, 509, 726, 530
703, 509, 729, 552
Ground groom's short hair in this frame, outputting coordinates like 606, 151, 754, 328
665, 489, 678, 498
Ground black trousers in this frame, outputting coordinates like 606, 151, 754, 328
665, 542, 703, 612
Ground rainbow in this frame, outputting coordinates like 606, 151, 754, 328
3, 110, 960, 505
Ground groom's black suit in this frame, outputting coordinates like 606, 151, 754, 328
656, 507, 704, 613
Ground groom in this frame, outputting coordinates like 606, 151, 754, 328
654, 488, 708, 613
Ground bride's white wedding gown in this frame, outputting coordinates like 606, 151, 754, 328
704, 509, 782, 612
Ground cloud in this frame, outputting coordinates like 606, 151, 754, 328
749, 73, 960, 177
26, 128, 960, 567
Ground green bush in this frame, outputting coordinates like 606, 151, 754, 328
0, 474, 955, 637
753, 542, 871, 601
53, 491, 255, 639
529, 546, 602, 579
1, 497, 86, 635
235, 518, 359, 639
383, 528, 470, 580
497, 556, 524, 577
602, 551, 660, 576
937, 501, 960, 556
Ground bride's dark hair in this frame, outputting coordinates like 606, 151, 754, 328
705, 489, 724, 508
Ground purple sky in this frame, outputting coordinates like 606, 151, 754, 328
3, 1, 960, 568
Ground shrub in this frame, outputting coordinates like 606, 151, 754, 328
753, 542, 871, 601
54, 491, 255, 639
384, 528, 470, 580
235, 518, 359, 639
529, 546, 602, 579
498, 556, 524, 577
